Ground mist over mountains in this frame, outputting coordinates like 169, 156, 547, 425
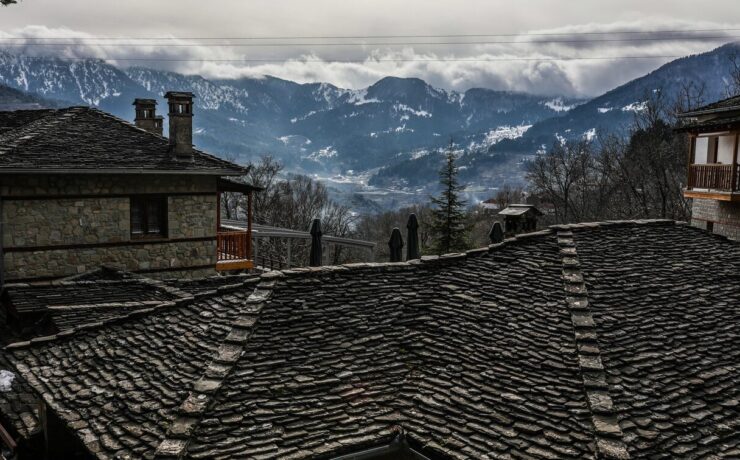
0, 42, 738, 210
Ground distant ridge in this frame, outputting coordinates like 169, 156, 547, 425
2, 43, 739, 205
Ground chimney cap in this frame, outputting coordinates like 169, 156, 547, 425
133, 98, 157, 105
164, 91, 195, 99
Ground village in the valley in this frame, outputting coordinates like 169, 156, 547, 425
0, 1, 738, 459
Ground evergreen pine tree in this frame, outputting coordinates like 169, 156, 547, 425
430, 140, 470, 254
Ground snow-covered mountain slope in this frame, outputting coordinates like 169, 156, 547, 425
369, 42, 740, 190
0, 49, 583, 173
497, 42, 740, 154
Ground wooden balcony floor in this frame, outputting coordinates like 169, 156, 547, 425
684, 189, 740, 201
216, 258, 254, 271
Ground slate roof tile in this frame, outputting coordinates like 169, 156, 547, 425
0, 107, 247, 174
573, 224, 740, 458
2, 221, 738, 459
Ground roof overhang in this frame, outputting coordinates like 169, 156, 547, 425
0, 168, 247, 176
678, 106, 740, 118
674, 120, 740, 134
217, 177, 263, 193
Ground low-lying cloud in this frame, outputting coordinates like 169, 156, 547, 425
1, 18, 738, 97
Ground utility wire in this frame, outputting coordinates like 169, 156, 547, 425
1, 27, 740, 40
0, 35, 738, 47
9, 55, 685, 63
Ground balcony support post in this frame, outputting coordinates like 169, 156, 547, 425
687, 134, 696, 191
247, 191, 253, 260
732, 132, 739, 192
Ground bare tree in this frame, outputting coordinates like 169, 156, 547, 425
728, 51, 740, 97
526, 139, 593, 223
492, 184, 526, 210
526, 86, 691, 225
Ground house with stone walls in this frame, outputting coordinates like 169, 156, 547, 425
0, 91, 258, 289
677, 94, 740, 239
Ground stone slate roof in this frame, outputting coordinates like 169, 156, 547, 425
3, 220, 740, 459
573, 224, 740, 458
0, 274, 202, 443
3, 278, 189, 334
0, 107, 248, 174
679, 94, 740, 117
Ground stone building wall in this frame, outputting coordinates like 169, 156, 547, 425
2, 198, 130, 247
1, 174, 221, 281
690, 198, 740, 240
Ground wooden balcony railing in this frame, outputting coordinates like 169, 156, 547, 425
687, 163, 739, 191
217, 231, 251, 262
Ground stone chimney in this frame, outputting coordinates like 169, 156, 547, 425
164, 91, 195, 159
133, 98, 164, 136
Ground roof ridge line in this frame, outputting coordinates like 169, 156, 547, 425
153, 273, 281, 458
242, 229, 558, 282
549, 219, 675, 232
89, 106, 250, 174
556, 230, 630, 460
244, 221, 676, 282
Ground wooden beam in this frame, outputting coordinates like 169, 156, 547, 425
0, 421, 17, 452
683, 190, 740, 201
216, 259, 254, 271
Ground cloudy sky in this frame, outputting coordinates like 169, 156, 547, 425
1, 0, 739, 97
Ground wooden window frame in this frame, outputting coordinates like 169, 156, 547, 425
708, 136, 719, 164
130, 195, 168, 239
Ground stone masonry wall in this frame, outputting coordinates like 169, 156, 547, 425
1, 174, 220, 280
4, 240, 216, 280
2, 198, 130, 247
690, 198, 740, 241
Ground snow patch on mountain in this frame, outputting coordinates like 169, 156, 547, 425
410, 149, 430, 160
307, 146, 338, 161
279, 135, 312, 146
544, 97, 578, 112
291, 110, 318, 123
348, 88, 380, 105
622, 101, 648, 113
393, 103, 432, 118
598, 107, 613, 113
583, 128, 597, 141
469, 124, 532, 150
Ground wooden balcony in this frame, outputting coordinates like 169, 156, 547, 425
685, 163, 740, 201
216, 231, 253, 271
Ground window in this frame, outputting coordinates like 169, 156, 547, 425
131, 196, 167, 238
708, 136, 719, 163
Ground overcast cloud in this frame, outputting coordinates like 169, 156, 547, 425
0, 0, 738, 97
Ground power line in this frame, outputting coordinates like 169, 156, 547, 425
0, 35, 737, 47
9, 55, 684, 63
1, 27, 740, 40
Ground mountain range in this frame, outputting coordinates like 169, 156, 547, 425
1, 43, 739, 209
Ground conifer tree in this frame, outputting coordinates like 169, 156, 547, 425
430, 140, 470, 254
